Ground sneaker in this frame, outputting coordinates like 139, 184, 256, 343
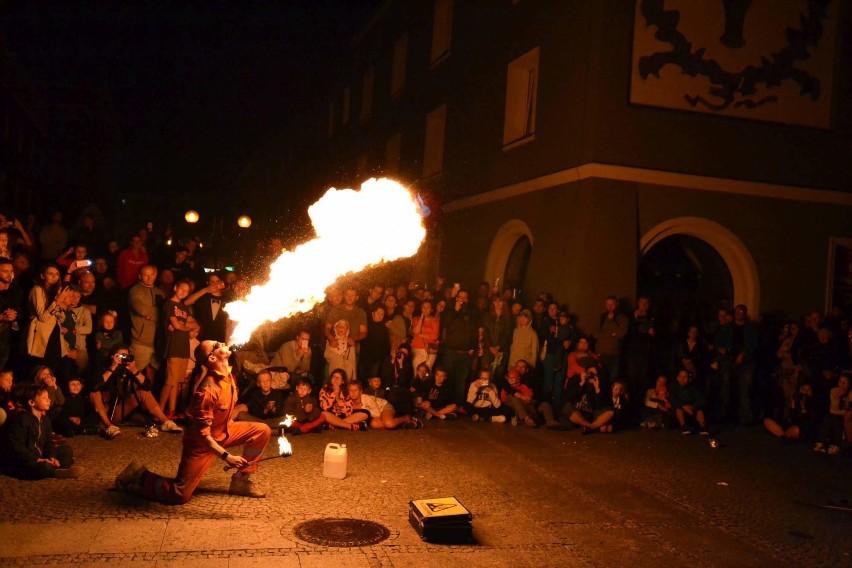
115, 461, 146, 491
827, 445, 840, 456
444, 412, 458, 420
813, 442, 826, 453
103, 425, 121, 439
681, 429, 693, 435
228, 473, 266, 498
160, 420, 183, 433
54, 465, 84, 479
491, 415, 506, 423
471, 414, 480, 422
407, 417, 423, 429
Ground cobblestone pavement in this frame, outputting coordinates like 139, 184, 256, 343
0, 419, 850, 567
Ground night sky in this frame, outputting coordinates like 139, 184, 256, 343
0, 1, 379, 199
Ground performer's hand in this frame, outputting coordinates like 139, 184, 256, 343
226, 454, 249, 469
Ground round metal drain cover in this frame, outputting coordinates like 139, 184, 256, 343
293, 518, 390, 547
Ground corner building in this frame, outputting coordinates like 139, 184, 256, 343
291, 0, 852, 332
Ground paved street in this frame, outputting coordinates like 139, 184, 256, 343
1, 419, 850, 567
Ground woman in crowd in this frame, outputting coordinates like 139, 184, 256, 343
410, 299, 440, 372
26, 264, 73, 371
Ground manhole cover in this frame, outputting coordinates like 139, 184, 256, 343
293, 518, 390, 547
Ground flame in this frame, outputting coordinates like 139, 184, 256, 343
278, 436, 292, 456
225, 178, 426, 344
278, 415, 294, 429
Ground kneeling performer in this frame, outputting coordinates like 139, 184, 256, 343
114, 340, 271, 503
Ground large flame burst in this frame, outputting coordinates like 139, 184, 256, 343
225, 178, 426, 345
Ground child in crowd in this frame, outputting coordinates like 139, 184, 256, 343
319, 368, 370, 431
500, 369, 537, 427
0, 369, 16, 426
642, 375, 674, 429
764, 381, 816, 443
418, 366, 457, 420
55, 377, 96, 437
94, 310, 124, 371
671, 369, 709, 435
605, 381, 628, 433
283, 378, 326, 434
813, 372, 850, 455
349, 379, 421, 430
465, 368, 505, 422
32, 366, 64, 422
410, 362, 431, 406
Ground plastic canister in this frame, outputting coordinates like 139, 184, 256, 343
323, 443, 347, 479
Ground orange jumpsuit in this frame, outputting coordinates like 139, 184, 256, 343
139, 370, 270, 504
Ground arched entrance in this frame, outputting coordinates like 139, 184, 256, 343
639, 216, 760, 330
484, 219, 533, 295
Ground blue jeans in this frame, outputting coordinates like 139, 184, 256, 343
541, 353, 563, 407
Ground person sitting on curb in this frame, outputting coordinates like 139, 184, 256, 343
464, 368, 506, 423
0, 384, 83, 479
564, 366, 614, 434
671, 369, 710, 436
350, 379, 422, 430
113, 340, 272, 503
642, 375, 674, 430
418, 366, 458, 420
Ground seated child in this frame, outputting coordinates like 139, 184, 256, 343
603, 381, 628, 433
500, 369, 537, 427
418, 366, 457, 420
642, 375, 674, 429
0, 369, 17, 427
670, 369, 709, 435
319, 368, 370, 431
410, 362, 431, 406
0, 384, 83, 479
55, 377, 97, 437
464, 368, 505, 423
283, 378, 326, 434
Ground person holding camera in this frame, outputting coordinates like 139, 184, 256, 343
563, 364, 615, 434
114, 340, 272, 503
88, 344, 182, 439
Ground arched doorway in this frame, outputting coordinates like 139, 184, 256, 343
639, 235, 733, 332
639, 216, 760, 331
484, 219, 533, 295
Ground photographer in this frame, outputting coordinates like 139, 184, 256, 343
89, 344, 182, 439
564, 364, 614, 434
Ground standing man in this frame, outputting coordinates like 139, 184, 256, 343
324, 285, 367, 377
189, 272, 230, 342
129, 265, 162, 374
114, 340, 271, 503
0, 257, 21, 369
713, 304, 758, 425
593, 296, 628, 384
441, 288, 476, 405
117, 235, 149, 291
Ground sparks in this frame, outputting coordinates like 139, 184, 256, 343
278, 436, 292, 457
225, 178, 426, 344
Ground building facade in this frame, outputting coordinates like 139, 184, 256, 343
287, 0, 852, 332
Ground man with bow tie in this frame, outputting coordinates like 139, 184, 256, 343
187, 273, 231, 343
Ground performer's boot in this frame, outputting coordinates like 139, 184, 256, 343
115, 460, 147, 493
229, 472, 265, 498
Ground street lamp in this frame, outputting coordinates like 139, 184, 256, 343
185, 210, 200, 224
183, 209, 253, 269
237, 215, 252, 228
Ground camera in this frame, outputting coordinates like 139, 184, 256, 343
118, 353, 135, 365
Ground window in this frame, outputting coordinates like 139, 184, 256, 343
327, 101, 335, 138
360, 67, 374, 123
391, 34, 408, 99
503, 47, 540, 148
342, 86, 351, 126
386, 132, 402, 175
423, 104, 447, 178
430, 0, 453, 66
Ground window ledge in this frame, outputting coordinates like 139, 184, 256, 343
502, 133, 535, 151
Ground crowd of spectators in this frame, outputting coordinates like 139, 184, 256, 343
1, 207, 852, 481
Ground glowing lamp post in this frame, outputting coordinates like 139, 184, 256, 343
237, 215, 252, 228
185, 210, 200, 224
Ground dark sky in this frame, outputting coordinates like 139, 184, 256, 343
0, 1, 378, 198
